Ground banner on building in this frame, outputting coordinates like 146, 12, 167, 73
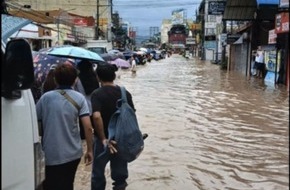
279, 0, 289, 8
275, 12, 289, 34
268, 29, 277, 44
74, 18, 88, 26
171, 9, 184, 25
208, 1, 226, 15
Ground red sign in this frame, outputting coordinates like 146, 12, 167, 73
275, 12, 289, 34
74, 18, 88, 26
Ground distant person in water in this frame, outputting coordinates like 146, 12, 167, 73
130, 55, 137, 73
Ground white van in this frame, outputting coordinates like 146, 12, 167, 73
83, 39, 113, 55
1, 38, 45, 189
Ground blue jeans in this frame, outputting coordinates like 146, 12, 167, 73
91, 138, 128, 190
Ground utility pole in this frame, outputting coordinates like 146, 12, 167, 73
107, 0, 112, 42
221, 20, 226, 62
95, 0, 99, 40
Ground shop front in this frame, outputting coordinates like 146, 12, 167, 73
275, 11, 289, 90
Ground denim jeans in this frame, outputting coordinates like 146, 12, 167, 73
91, 138, 128, 190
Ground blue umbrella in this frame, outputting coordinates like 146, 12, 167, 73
47, 46, 104, 62
1, 14, 31, 44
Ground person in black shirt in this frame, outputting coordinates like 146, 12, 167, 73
91, 64, 135, 190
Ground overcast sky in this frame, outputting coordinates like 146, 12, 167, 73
113, 0, 202, 37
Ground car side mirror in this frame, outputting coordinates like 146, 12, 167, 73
2, 39, 34, 99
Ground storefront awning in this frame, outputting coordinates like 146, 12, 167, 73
223, 0, 279, 21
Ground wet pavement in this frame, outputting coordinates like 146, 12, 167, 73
74, 55, 289, 190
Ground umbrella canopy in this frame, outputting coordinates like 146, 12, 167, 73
139, 48, 148, 53
109, 58, 131, 69
135, 51, 146, 55
108, 49, 125, 60
33, 51, 77, 84
108, 49, 121, 54
47, 46, 104, 62
101, 53, 118, 61
1, 14, 31, 44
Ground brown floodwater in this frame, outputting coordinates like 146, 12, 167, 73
116, 54, 289, 190
75, 54, 289, 190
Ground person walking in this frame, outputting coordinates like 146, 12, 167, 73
91, 64, 136, 190
36, 63, 94, 190
75, 60, 100, 139
130, 55, 137, 73
255, 49, 265, 78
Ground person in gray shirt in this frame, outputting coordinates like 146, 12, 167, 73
36, 63, 94, 190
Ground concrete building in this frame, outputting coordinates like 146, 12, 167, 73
12, 0, 113, 41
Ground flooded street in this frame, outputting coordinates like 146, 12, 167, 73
75, 54, 289, 190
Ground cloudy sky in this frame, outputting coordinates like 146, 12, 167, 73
113, 0, 202, 37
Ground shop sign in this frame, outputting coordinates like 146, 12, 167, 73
190, 23, 201, 30
226, 34, 241, 44
186, 37, 196, 45
74, 18, 88, 26
205, 35, 216, 41
204, 41, 216, 49
205, 22, 216, 28
279, 0, 289, 8
220, 33, 227, 43
208, 1, 226, 15
268, 29, 277, 44
275, 12, 289, 34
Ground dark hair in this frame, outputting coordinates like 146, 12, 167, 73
96, 64, 118, 82
54, 63, 78, 86
42, 69, 56, 93
77, 60, 99, 94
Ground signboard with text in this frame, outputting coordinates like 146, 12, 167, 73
275, 12, 289, 34
186, 37, 196, 45
208, 1, 226, 15
171, 9, 184, 24
226, 34, 241, 44
279, 0, 289, 8
268, 29, 277, 44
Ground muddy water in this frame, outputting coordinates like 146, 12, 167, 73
75, 54, 289, 190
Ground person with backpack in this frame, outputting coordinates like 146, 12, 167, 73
90, 64, 135, 190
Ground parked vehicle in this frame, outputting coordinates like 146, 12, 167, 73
2, 22, 45, 189
83, 40, 113, 56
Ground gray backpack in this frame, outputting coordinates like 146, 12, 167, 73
107, 86, 144, 162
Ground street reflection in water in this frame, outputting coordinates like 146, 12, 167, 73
114, 54, 289, 190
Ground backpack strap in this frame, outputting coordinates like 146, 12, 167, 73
120, 86, 128, 103
58, 90, 81, 111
